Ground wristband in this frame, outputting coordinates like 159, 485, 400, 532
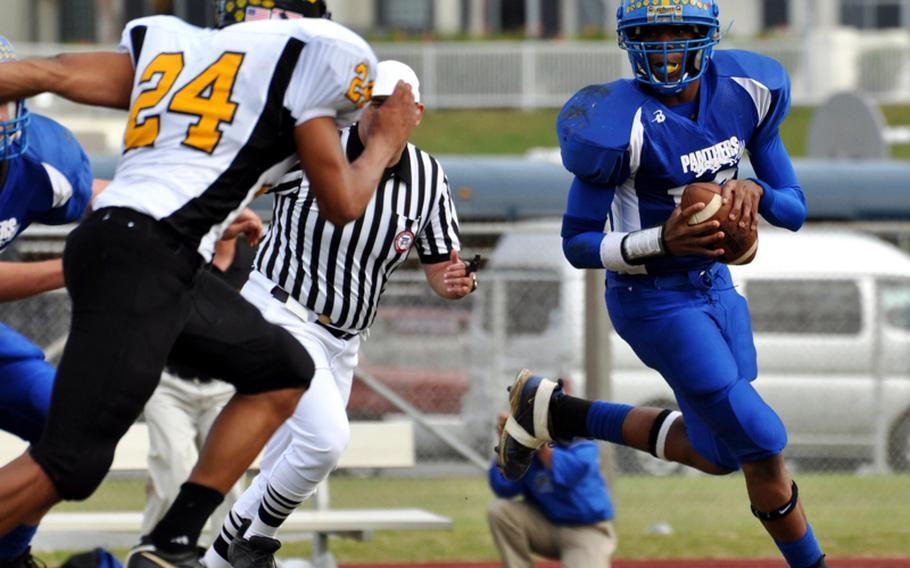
620, 226, 666, 265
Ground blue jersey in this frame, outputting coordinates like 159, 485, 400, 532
489, 441, 614, 526
0, 114, 93, 252
558, 50, 806, 274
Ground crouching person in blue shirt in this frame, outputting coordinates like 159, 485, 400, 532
488, 412, 617, 568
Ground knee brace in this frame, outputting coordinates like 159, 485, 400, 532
751, 480, 799, 522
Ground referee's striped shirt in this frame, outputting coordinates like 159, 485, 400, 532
254, 125, 462, 335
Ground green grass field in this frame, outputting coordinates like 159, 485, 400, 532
42, 473, 910, 565
410, 106, 910, 160
32, 104, 910, 566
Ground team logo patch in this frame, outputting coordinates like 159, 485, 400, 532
647, 5, 684, 22
394, 229, 415, 253
245, 7, 304, 21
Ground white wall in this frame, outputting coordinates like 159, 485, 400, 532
720, 0, 761, 36
791, 0, 840, 31
603, 0, 761, 37
330, 0, 375, 33
724, 0, 842, 36
0, 1, 31, 43
435, 0, 462, 35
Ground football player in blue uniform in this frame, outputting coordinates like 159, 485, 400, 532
0, 36, 94, 568
497, 2, 827, 568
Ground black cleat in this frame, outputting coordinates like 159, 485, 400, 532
227, 520, 282, 568
125, 543, 203, 568
495, 369, 564, 480
0, 548, 45, 568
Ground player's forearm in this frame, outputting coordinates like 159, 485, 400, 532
312, 162, 382, 225
751, 135, 807, 231
341, 147, 394, 218
0, 259, 65, 302
561, 178, 620, 269
5, 53, 133, 110
562, 231, 609, 269
299, 118, 389, 225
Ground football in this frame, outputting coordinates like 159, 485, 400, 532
680, 182, 758, 265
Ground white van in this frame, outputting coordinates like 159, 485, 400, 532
474, 227, 910, 474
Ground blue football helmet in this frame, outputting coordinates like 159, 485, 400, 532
214, 0, 330, 28
617, 0, 721, 95
0, 36, 30, 160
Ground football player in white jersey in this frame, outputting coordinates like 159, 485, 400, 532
0, 2, 416, 566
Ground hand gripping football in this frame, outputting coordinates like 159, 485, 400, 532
681, 182, 758, 265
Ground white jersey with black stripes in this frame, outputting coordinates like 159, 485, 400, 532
94, 15, 377, 261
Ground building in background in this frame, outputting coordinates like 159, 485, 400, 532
1, 0, 910, 138
3, 0, 910, 44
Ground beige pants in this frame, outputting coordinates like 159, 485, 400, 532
141, 372, 245, 543
487, 499, 617, 568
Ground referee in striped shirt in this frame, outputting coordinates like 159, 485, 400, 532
204, 60, 474, 568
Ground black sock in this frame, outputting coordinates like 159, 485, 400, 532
550, 394, 592, 440
150, 482, 224, 554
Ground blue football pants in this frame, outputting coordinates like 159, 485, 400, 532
606, 263, 787, 470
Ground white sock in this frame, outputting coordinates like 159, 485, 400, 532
245, 483, 303, 539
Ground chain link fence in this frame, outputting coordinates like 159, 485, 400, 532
5, 220, 910, 558
5, 221, 910, 477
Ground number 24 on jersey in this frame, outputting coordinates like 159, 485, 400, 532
124, 52, 244, 154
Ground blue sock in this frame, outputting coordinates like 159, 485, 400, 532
585, 400, 633, 445
775, 524, 823, 568
0, 524, 37, 561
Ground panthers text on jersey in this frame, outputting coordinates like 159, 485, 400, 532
93, 15, 378, 262
558, 50, 807, 275
0, 113, 92, 252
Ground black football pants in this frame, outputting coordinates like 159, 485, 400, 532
30, 207, 314, 500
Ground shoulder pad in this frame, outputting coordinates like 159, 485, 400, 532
25, 115, 83, 161
557, 80, 646, 184
712, 50, 788, 92
124, 14, 194, 33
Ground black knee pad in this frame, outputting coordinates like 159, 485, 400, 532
232, 327, 315, 395
30, 443, 117, 501
751, 480, 799, 522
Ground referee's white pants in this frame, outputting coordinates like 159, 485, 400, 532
141, 371, 242, 543
230, 270, 360, 521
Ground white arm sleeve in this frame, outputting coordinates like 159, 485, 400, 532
284, 37, 377, 129
600, 232, 647, 274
